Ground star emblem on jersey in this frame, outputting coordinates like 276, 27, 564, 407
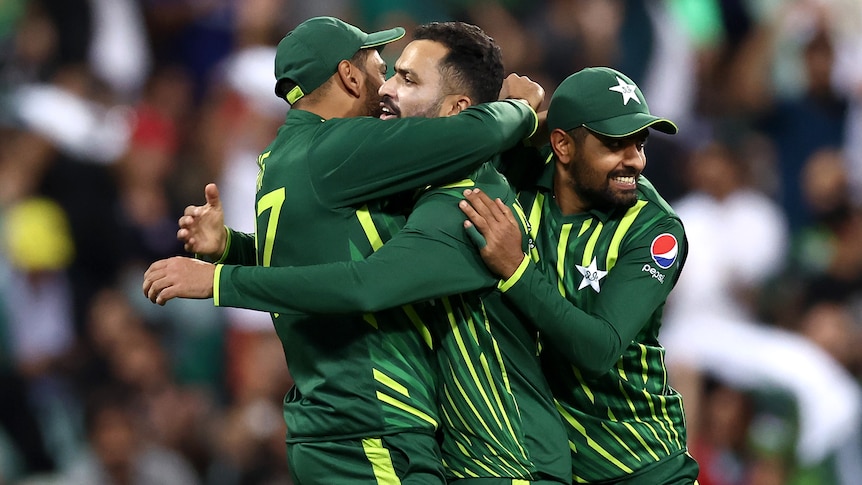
608, 76, 640, 105
575, 257, 608, 293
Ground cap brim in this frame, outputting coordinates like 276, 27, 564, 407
585, 112, 678, 137
363, 27, 406, 49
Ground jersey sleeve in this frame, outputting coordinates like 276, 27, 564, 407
311, 100, 537, 207
213, 228, 258, 266
499, 217, 687, 377
213, 184, 506, 314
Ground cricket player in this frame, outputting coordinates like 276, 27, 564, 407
143, 16, 543, 485
459, 67, 700, 484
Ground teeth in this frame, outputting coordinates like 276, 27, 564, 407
381, 107, 391, 113
614, 176, 635, 184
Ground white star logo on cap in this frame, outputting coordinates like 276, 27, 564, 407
575, 257, 608, 293
608, 76, 640, 105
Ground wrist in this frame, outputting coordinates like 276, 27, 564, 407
214, 226, 230, 263
497, 253, 531, 292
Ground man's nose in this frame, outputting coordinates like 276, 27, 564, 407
379, 77, 396, 97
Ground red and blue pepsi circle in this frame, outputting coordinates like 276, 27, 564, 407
650, 233, 678, 269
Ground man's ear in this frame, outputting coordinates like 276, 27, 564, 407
336, 59, 362, 98
550, 129, 574, 165
443, 95, 473, 116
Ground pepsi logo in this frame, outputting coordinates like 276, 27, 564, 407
650, 233, 678, 269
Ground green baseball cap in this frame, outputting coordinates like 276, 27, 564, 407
547, 67, 678, 137
274, 17, 405, 104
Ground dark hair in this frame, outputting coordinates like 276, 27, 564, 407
567, 126, 589, 148
413, 22, 503, 104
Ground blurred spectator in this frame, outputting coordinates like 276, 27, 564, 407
663, 141, 862, 482
0, 2, 861, 484
205, 334, 293, 484
785, 148, 862, 315
797, 302, 862, 378
88, 0, 151, 100
191, 8, 286, 404
754, 21, 848, 231
114, 66, 191, 269
0, 197, 81, 471
88, 290, 216, 474
64, 387, 200, 485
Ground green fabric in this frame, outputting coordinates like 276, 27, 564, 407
215, 100, 537, 444
218, 162, 571, 481
219, 228, 257, 266
546, 67, 677, 136
608, 450, 698, 484
286, 431, 445, 484
503, 156, 693, 483
274, 16, 404, 102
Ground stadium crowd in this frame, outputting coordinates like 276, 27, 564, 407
0, 0, 861, 484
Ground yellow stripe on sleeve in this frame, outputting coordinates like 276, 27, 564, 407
373, 369, 409, 397
438, 178, 475, 189
361, 438, 401, 485
375, 392, 438, 428
356, 205, 384, 251
497, 254, 531, 292
213, 264, 223, 307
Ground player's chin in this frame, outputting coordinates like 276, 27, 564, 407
610, 191, 638, 209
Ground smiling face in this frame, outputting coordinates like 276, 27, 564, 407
555, 127, 648, 213
378, 39, 459, 119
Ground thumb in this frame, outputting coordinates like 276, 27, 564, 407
205, 183, 222, 209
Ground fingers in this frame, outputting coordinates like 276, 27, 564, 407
458, 198, 482, 223
143, 262, 167, 303
463, 188, 506, 223
178, 214, 196, 229
494, 198, 520, 228
154, 287, 176, 306
464, 221, 487, 249
142, 259, 177, 305
205, 183, 221, 209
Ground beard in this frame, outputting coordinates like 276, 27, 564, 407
364, 79, 385, 118
569, 151, 639, 213
411, 95, 446, 119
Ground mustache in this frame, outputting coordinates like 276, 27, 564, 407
380, 97, 399, 115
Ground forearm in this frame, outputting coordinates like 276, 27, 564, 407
318, 100, 538, 206
500, 256, 625, 376
214, 233, 495, 315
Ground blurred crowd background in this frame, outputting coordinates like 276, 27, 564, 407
0, 0, 861, 484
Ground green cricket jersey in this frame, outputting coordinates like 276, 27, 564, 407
213, 161, 570, 482
212, 101, 538, 444
500, 154, 690, 483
